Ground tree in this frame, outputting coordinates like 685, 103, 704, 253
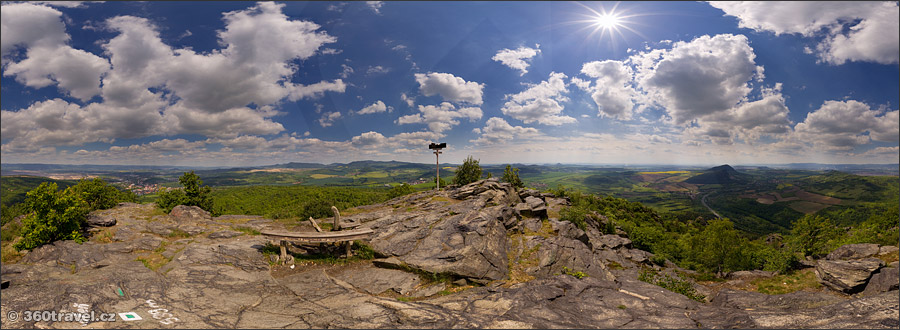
502, 164, 524, 188
690, 218, 743, 275
387, 183, 414, 199
156, 171, 214, 214
70, 177, 135, 211
14, 183, 88, 251
453, 156, 483, 186
788, 214, 837, 258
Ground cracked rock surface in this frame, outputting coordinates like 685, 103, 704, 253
2, 180, 898, 328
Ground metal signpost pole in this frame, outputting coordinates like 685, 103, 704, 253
435, 150, 441, 190
428, 142, 446, 191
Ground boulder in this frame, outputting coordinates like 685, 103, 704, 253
518, 189, 541, 200
85, 213, 116, 227
170, 205, 212, 222
878, 245, 899, 255
827, 243, 881, 260
523, 196, 547, 218
728, 270, 774, 280
368, 202, 510, 284
596, 234, 632, 250
861, 267, 899, 296
815, 258, 884, 293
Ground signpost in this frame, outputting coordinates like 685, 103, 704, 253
429, 143, 446, 190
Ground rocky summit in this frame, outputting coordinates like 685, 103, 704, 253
1, 179, 898, 328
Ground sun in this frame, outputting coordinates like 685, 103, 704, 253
569, 2, 648, 50
594, 13, 622, 30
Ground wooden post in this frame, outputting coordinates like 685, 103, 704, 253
435, 150, 441, 190
308, 216, 322, 232
279, 240, 287, 264
345, 240, 353, 258
331, 206, 341, 231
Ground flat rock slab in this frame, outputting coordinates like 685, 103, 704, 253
208, 230, 243, 239
333, 266, 421, 295
828, 243, 881, 260
816, 258, 884, 293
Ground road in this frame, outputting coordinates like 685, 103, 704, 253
701, 192, 721, 219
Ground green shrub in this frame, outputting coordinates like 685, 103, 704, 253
502, 165, 524, 188
156, 171, 215, 215
14, 183, 88, 251
562, 266, 588, 279
387, 183, 414, 199
70, 177, 135, 211
787, 214, 838, 258
453, 156, 483, 186
638, 267, 706, 302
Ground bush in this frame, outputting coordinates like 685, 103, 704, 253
639, 267, 706, 302
70, 177, 135, 211
502, 165, 524, 188
387, 183, 415, 199
788, 214, 837, 258
14, 183, 88, 251
453, 156, 483, 186
156, 171, 214, 214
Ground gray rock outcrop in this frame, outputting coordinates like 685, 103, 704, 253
3, 189, 898, 329
827, 243, 881, 260
815, 258, 884, 293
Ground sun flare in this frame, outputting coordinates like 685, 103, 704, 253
594, 13, 622, 30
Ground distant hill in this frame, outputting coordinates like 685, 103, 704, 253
1, 176, 77, 207
685, 164, 751, 184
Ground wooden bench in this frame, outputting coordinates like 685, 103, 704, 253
260, 206, 372, 264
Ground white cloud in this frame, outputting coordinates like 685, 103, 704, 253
395, 102, 482, 133
414, 72, 484, 105
366, 65, 390, 75
1, 2, 110, 101
32, 1, 98, 8
1, 3, 68, 56
492, 44, 541, 76
501, 72, 576, 126
400, 93, 415, 107
339, 64, 354, 78
709, 1, 899, 65
633, 34, 758, 125
162, 102, 284, 138
351, 131, 387, 147
471, 117, 541, 145
289, 80, 347, 101
318, 111, 342, 128
794, 100, 898, 149
578, 60, 637, 120
366, 1, 384, 14
357, 100, 393, 115
0, 98, 166, 151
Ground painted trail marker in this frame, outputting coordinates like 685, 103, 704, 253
118, 312, 142, 321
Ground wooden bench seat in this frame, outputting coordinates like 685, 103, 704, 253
261, 206, 372, 264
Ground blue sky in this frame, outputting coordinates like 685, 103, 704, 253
1, 1, 898, 166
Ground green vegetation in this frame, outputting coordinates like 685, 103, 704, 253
156, 171, 215, 214
387, 183, 415, 199
13, 179, 135, 251
70, 177, 137, 211
752, 269, 821, 295
211, 185, 393, 220
553, 184, 898, 280
452, 156, 483, 186
13, 182, 87, 251
502, 165, 524, 188
638, 267, 706, 302
561, 266, 588, 279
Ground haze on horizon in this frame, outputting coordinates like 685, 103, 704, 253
1, 1, 898, 168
